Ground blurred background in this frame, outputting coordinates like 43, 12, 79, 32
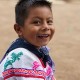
0, 0, 80, 80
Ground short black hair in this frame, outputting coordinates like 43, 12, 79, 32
15, 0, 52, 26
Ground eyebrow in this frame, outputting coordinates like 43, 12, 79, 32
32, 17, 53, 20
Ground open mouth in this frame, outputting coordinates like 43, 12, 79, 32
37, 34, 49, 39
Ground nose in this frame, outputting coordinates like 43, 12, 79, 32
41, 22, 50, 31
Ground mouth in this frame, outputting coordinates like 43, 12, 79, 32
37, 34, 50, 39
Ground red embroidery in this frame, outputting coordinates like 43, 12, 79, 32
3, 68, 46, 79
3, 67, 55, 80
39, 59, 46, 68
4, 74, 45, 80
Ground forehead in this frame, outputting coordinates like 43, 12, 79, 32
28, 7, 53, 19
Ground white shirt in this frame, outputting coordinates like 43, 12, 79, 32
0, 48, 55, 80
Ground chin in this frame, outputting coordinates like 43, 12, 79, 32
40, 43, 48, 47
35, 41, 49, 48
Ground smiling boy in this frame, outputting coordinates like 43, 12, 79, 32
0, 0, 55, 80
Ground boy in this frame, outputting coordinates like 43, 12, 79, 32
0, 0, 55, 80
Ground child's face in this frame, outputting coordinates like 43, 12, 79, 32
17, 7, 55, 48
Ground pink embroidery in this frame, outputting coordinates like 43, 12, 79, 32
46, 66, 52, 76
52, 75, 56, 80
33, 61, 40, 70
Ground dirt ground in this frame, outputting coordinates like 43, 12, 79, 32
0, 0, 80, 80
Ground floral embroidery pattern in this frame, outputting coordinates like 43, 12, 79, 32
46, 66, 53, 80
4, 52, 23, 70
46, 66, 52, 76
32, 61, 40, 70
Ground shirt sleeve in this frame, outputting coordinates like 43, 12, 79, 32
0, 48, 45, 80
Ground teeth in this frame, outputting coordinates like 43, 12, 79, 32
37, 34, 49, 37
42, 34, 48, 37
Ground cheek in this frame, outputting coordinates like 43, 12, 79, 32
53, 27, 55, 34
50, 27, 55, 38
25, 28, 37, 38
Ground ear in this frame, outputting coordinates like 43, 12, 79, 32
14, 24, 22, 36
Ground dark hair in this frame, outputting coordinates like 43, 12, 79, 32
15, 0, 52, 26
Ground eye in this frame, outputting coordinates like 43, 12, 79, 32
33, 21, 41, 25
47, 20, 53, 25
32, 19, 41, 26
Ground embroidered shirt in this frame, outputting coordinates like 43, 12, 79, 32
0, 38, 55, 80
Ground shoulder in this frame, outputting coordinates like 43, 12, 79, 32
0, 48, 41, 71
